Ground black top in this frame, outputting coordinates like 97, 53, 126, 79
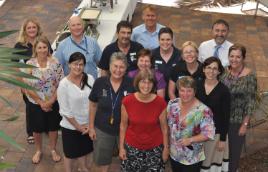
152, 46, 181, 101
14, 42, 53, 63
170, 60, 204, 99
196, 80, 230, 141
170, 60, 204, 83
152, 46, 182, 82
98, 40, 143, 72
89, 76, 135, 135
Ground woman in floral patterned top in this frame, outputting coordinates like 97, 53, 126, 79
24, 36, 64, 164
167, 76, 215, 172
221, 43, 257, 172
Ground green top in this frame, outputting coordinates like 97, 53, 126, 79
221, 71, 257, 124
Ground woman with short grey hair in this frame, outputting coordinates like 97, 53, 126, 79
88, 52, 134, 172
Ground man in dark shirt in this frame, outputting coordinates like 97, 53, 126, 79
98, 21, 144, 76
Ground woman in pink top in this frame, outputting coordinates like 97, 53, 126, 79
119, 69, 169, 171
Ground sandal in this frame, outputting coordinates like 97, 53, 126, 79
51, 150, 61, 162
32, 151, 42, 164
27, 136, 35, 144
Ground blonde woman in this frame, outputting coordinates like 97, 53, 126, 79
14, 18, 52, 144
24, 36, 63, 164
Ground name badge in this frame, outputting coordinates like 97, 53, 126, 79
155, 60, 162, 64
130, 56, 136, 62
130, 52, 136, 56
102, 89, 107, 97
123, 91, 128, 96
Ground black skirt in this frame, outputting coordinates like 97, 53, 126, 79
61, 127, 93, 159
29, 101, 61, 133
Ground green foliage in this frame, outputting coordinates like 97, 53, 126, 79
0, 30, 35, 169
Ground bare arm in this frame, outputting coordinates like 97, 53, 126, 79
157, 88, 165, 98
168, 80, 176, 100
65, 117, 88, 134
88, 101, 98, 140
159, 109, 169, 162
119, 105, 128, 160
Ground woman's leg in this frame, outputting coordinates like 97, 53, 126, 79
32, 132, 42, 163
77, 155, 90, 172
228, 123, 245, 172
64, 156, 73, 172
49, 131, 61, 162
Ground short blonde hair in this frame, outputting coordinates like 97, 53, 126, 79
17, 18, 43, 46
142, 5, 157, 15
176, 76, 196, 92
181, 41, 199, 53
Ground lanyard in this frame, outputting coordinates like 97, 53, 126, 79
110, 87, 120, 114
70, 36, 89, 54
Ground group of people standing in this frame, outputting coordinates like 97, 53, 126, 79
14, 4, 257, 172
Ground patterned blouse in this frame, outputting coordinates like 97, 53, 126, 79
24, 57, 64, 104
167, 98, 215, 165
221, 71, 257, 124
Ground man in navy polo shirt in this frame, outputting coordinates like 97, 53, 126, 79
98, 21, 144, 76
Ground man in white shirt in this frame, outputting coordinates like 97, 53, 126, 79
199, 19, 233, 67
131, 5, 164, 50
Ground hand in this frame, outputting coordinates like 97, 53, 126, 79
216, 141, 225, 152
119, 148, 127, 160
88, 128, 96, 140
179, 138, 192, 147
39, 101, 52, 112
79, 125, 89, 135
238, 124, 247, 136
162, 147, 169, 163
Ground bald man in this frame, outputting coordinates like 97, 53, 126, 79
54, 16, 102, 78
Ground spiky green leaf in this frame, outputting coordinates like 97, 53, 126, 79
0, 70, 39, 79
0, 162, 15, 170
0, 61, 36, 68
0, 96, 13, 107
0, 30, 18, 39
0, 75, 36, 90
0, 131, 25, 151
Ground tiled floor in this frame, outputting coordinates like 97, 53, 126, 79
0, 1, 268, 172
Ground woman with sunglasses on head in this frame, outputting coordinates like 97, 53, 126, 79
168, 41, 203, 100
221, 43, 257, 172
14, 17, 53, 145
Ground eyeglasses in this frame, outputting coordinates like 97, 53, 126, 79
205, 66, 219, 72
72, 63, 84, 68
183, 50, 196, 55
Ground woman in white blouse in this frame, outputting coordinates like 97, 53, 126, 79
57, 52, 94, 172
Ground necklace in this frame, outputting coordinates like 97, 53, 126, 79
229, 65, 244, 79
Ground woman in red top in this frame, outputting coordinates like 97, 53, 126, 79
119, 69, 169, 171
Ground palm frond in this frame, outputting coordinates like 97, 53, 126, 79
0, 131, 25, 151
0, 74, 36, 90
0, 69, 39, 79
0, 61, 36, 68
0, 30, 18, 39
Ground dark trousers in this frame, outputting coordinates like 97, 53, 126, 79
23, 94, 32, 137
170, 158, 202, 172
228, 123, 245, 172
